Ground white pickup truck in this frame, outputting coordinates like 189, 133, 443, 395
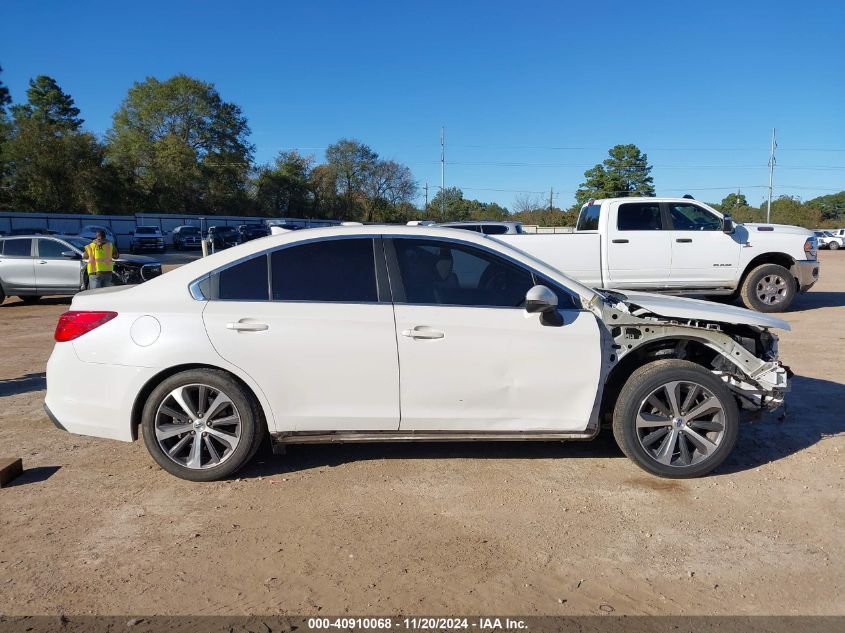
496, 197, 819, 312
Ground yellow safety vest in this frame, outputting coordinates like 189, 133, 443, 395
85, 241, 115, 275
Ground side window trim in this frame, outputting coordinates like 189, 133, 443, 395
196, 235, 388, 304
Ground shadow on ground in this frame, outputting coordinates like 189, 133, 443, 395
3, 465, 61, 488
236, 375, 844, 479
0, 372, 46, 397
791, 291, 845, 311
0, 296, 72, 308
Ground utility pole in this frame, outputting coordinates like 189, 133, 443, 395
440, 126, 445, 220
549, 187, 554, 211
767, 128, 776, 223
424, 182, 429, 208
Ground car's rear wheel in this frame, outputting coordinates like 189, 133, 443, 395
141, 369, 265, 481
830, 241, 841, 250
612, 360, 739, 478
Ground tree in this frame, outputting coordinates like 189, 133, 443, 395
1, 75, 109, 212
106, 74, 253, 214
11, 75, 82, 130
363, 159, 417, 222
720, 192, 749, 213
254, 151, 314, 215
0, 65, 11, 114
324, 139, 378, 219
575, 144, 654, 206
0, 65, 13, 208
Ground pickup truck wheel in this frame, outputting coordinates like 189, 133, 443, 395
740, 263, 796, 312
829, 241, 840, 250
141, 369, 265, 482
612, 360, 739, 478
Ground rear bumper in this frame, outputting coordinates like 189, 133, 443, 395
44, 343, 157, 442
792, 259, 819, 292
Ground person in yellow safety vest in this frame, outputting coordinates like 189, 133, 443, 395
84, 230, 120, 289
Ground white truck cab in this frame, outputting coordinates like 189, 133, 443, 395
497, 197, 818, 312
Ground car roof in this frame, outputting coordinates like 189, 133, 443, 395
155, 225, 598, 302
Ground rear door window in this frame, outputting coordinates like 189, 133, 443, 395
576, 204, 601, 231
271, 238, 377, 302
617, 202, 663, 231
2, 238, 33, 257
215, 255, 269, 301
482, 225, 509, 235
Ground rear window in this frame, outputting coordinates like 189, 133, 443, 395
482, 225, 508, 235
2, 238, 32, 256
576, 205, 601, 231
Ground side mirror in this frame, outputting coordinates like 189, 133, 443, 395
61, 251, 81, 260
525, 285, 558, 314
723, 214, 735, 234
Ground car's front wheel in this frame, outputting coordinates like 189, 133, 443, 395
740, 263, 796, 312
612, 360, 739, 478
141, 369, 265, 481
829, 241, 841, 250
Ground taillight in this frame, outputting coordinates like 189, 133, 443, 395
54, 311, 118, 342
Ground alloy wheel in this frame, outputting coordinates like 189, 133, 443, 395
755, 274, 788, 306
636, 380, 726, 468
154, 383, 242, 470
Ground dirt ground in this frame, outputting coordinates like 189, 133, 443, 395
0, 252, 842, 617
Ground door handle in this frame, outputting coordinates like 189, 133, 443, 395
401, 327, 444, 340
38, 260, 48, 264
676, 238, 693, 243
611, 239, 629, 243
226, 321, 269, 332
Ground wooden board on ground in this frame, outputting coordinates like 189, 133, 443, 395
0, 458, 23, 487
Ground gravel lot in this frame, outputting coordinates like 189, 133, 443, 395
0, 252, 842, 616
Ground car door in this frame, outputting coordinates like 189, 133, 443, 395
605, 201, 673, 288
35, 238, 83, 292
387, 236, 604, 432
202, 237, 400, 432
667, 202, 741, 286
0, 238, 36, 292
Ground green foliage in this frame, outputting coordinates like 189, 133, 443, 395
254, 151, 314, 216
719, 192, 749, 212
1, 76, 111, 212
106, 74, 254, 214
806, 191, 845, 222
512, 207, 578, 227
575, 144, 655, 206
424, 187, 509, 222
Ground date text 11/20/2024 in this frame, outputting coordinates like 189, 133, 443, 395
307, 618, 528, 630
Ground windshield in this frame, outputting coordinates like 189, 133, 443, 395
181, 227, 200, 234
65, 237, 90, 250
136, 227, 158, 234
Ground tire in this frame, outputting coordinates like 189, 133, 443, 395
17, 295, 41, 304
739, 263, 796, 312
830, 241, 840, 251
141, 369, 266, 481
612, 359, 739, 479
0, 284, 6, 305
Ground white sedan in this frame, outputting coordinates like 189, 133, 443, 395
45, 226, 790, 481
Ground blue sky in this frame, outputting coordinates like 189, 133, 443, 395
2, 0, 844, 210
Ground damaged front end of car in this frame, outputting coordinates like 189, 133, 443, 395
590, 291, 790, 415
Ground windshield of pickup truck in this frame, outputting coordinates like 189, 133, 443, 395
135, 227, 159, 234
576, 204, 601, 231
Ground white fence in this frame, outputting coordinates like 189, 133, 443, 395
0, 212, 340, 249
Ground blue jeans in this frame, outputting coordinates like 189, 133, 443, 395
88, 273, 113, 289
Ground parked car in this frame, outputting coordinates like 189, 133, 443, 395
495, 197, 819, 313
439, 220, 525, 235
78, 225, 116, 244
207, 226, 240, 249
813, 230, 843, 250
129, 226, 166, 253
0, 235, 162, 304
172, 225, 203, 250
236, 224, 270, 243
45, 226, 789, 482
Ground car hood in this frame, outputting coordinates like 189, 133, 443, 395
741, 223, 813, 237
117, 254, 159, 265
610, 290, 791, 331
